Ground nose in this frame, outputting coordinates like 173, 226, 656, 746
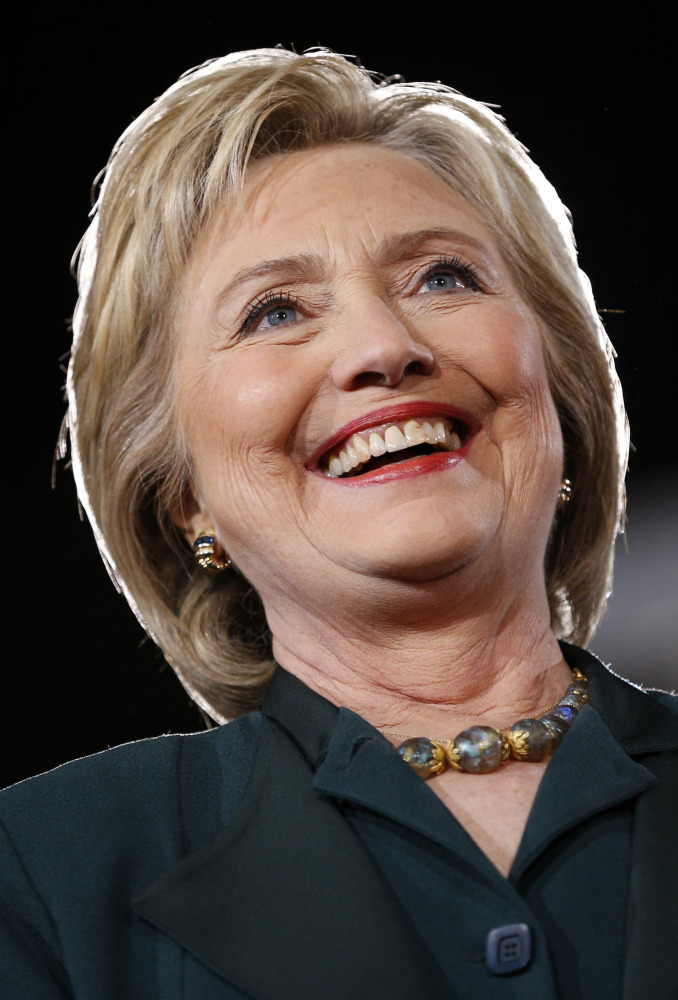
330, 300, 435, 391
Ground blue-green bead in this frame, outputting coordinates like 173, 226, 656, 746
551, 704, 578, 725
507, 718, 552, 761
452, 726, 505, 774
397, 737, 447, 778
559, 694, 581, 710
559, 683, 588, 711
540, 714, 569, 749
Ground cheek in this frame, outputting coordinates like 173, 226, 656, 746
468, 305, 563, 481
231, 353, 297, 410
510, 325, 563, 453
480, 304, 548, 395
475, 304, 558, 418
180, 349, 317, 519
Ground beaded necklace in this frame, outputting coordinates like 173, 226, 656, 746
383, 667, 588, 779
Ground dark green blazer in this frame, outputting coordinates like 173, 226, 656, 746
1, 653, 676, 1000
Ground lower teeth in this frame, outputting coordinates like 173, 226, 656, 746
339, 444, 441, 477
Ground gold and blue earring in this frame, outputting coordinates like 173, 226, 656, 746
193, 531, 231, 574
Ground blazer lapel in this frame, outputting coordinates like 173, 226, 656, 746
132, 713, 448, 1000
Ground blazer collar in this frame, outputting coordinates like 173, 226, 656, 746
132, 700, 447, 1000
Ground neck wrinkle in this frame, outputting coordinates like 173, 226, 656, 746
268, 597, 571, 737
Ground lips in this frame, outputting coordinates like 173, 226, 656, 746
307, 402, 480, 482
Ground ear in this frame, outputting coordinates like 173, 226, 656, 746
169, 485, 213, 547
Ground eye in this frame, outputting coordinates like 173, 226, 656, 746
258, 303, 299, 329
422, 272, 466, 292
416, 255, 480, 295
241, 292, 301, 334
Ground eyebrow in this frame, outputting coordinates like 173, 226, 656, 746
214, 227, 493, 311
214, 253, 327, 313
375, 228, 493, 267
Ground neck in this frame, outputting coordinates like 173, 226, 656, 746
264, 572, 572, 738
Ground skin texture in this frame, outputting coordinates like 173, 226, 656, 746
173, 145, 573, 874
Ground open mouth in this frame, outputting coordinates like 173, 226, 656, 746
320, 416, 467, 479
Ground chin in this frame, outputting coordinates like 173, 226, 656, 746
341, 527, 491, 584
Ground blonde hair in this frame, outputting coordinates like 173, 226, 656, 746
66, 47, 628, 721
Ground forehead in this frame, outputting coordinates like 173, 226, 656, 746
191, 143, 503, 270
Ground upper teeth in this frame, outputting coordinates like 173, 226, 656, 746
323, 418, 462, 478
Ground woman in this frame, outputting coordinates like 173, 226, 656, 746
1, 47, 676, 999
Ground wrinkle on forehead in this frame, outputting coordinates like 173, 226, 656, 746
195, 142, 479, 253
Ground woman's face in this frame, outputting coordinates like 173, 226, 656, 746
174, 144, 563, 614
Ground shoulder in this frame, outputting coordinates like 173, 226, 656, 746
562, 642, 678, 749
0, 714, 264, 994
563, 641, 676, 704
2, 710, 261, 810
0, 715, 262, 996
597, 658, 678, 719
644, 687, 678, 713
0, 712, 262, 895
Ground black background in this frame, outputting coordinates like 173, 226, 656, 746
4, 3, 674, 788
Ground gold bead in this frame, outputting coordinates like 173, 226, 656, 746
445, 743, 465, 773
507, 727, 531, 761
428, 740, 449, 776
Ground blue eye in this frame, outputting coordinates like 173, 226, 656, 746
242, 293, 301, 335
260, 304, 299, 328
423, 272, 466, 292
417, 255, 480, 295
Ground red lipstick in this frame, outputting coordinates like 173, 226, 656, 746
323, 442, 472, 487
